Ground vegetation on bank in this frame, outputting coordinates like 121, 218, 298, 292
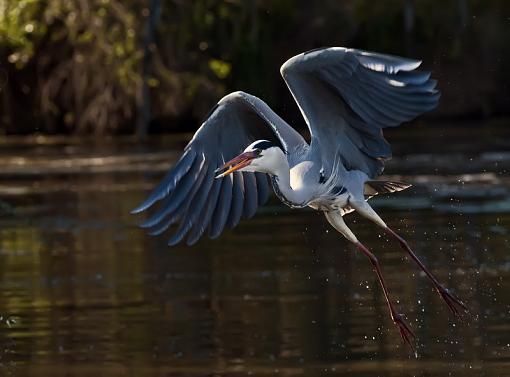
0, 0, 509, 136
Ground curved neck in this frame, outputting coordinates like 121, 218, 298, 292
268, 158, 309, 208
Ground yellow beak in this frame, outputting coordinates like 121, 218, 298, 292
215, 151, 257, 178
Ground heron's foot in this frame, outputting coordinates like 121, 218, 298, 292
437, 286, 468, 317
392, 313, 415, 349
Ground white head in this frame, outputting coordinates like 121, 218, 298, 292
215, 140, 287, 178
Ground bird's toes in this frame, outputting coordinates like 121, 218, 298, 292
438, 287, 468, 318
392, 313, 416, 350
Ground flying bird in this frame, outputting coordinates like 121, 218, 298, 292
132, 47, 466, 347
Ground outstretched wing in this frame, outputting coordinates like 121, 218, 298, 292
132, 91, 307, 246
281, 47, 439, 178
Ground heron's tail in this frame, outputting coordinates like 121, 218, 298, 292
364, 180, 411, 198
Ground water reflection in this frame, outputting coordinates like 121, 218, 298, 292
0, 128, 509, 376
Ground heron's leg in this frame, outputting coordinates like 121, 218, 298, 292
324, 211, 415, 347
349, 200, 467, 316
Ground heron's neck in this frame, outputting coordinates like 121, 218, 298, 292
269, 158, 309, 208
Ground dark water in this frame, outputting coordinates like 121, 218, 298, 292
0, 124, 509, 376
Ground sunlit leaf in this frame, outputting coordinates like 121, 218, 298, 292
208, 59, 231, 79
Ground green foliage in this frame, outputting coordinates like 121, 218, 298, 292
0, 0, 44, 66
0, 0, 509, 135
1, 0, 144, 134
208, 59, 231, 79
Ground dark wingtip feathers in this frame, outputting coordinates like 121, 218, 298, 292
365, 180, 412, 196
130, 149, 197, 216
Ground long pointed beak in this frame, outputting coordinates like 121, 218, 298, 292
215, 151, 257, 178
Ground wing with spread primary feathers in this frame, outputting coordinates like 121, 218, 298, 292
132, 91, 307, 246
281, 47, 439, 178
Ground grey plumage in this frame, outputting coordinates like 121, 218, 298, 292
281, 47, 439, 178
132, 47, 439, 246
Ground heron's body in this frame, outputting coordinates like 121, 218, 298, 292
272, 153, 361, 211
133, 47, 466, 348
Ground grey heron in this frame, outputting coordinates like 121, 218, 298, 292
132, 47, 466, 347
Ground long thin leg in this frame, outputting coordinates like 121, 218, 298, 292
350, 200, 467, 316
325, 211, 415, 347
384, 227, 467, 315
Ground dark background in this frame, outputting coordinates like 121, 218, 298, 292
1, 0, 509, 136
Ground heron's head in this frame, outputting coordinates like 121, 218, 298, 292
215, 140, 285, 178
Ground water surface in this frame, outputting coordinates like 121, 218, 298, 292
0, 123, 509, 376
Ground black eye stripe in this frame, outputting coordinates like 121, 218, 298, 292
252, 140, 274, 150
